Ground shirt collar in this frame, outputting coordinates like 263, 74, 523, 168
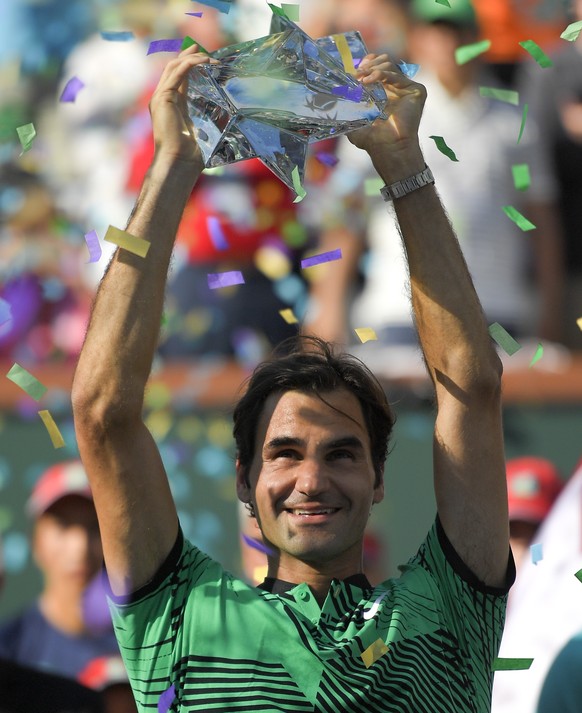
257, 573, 372, 595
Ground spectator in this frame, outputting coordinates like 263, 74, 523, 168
0, 461, 119, 680
79, 655, 138, 713
537, 627, 582, 712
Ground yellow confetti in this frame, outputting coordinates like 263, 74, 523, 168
104, 225, 151, 258
354, 327, 378, 343
361, 638, 389, 668
279, 308, 299, 324
332, 34, 356, 75
38, 410, 65, 449
577, 317, 582, 331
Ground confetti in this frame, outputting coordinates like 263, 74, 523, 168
560, 20, 582, 42
332, 33, 356, 75
361, 639, 389, 668
206, 216, 229, 251
577, 317, 582, 331
147, 39, 184, 55
84, 230, 102, 263
182, 35, 209, 53
575, 568, 582, 583
530, 542, 543, 564
479, 87, 520, 105
364, 177, 385, 195
281, 3, 300, 21
6, 363, 47, 401
100, 31, 135, 41
59, 76, 85, 103
104, 225, 150, 258
488, 322, 522, 356
279, 308, 299, 324
529, 342, 544, 367
397, 61, 420, 78
291, 165, 307, 203
355, 327, 378, 343
315, 152, 339, 167
429, 135, 459, 162
435, 0, 451, 6
502, 205, 536, 231
492, 658, 533, 671
185, 11, 204, 17
519, 39, 553, 68
207, 271, 245, 289
16, 123, 36, 154
332, 84, 364, 102
512, 164, 531, 191
241, 533, 276, 556
301, 249, 342, 269
517, 104, 529, 144
158, 683, 176, 713
455, 39, 492, 65
38, 410, 65, 449
195, 0, 233, 13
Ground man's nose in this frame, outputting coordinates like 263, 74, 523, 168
295, 458, 329, 495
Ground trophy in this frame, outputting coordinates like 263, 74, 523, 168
184, 8, 389, 197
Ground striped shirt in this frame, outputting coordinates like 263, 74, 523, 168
109, 518, 513, 712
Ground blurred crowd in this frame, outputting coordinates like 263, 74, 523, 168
2, 0, 582, 711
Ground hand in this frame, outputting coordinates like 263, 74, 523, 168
348, 54, 426, 161
149, 45, 218, 170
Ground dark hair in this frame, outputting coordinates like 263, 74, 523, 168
233, 336, 395, 487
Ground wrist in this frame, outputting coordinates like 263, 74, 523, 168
150, 151, 204, 188
370, 141, 425, 185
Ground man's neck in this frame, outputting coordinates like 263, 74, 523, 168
268, 559, 365, 606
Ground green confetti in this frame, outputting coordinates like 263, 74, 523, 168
181, 35, 209, 53
575, 568, 582, 583
455, 39, 492, 65
479, 86, 520, 105
281, 3, 300, 21
517, 103, 529, 144
291, 165, 306, 203
429, 135, 459, 162
519, 40, 553, 68
561, 20, 582, 42
529, 342, 544, 367
6, 363, 48, 401
492, 658, 534, 671
268, 2, 287, 17
435, 0, 451, 6
488, 323, 522, 356
364, 177, 385, 195
16, 122, 36, 154
512, 164, 531, 191
503, 205, 536, 231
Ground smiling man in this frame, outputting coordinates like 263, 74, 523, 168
72, 42, 513, 713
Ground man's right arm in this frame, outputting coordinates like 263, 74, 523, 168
72, 48, 211, 597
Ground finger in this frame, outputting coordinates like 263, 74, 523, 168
157, 52, 216, 93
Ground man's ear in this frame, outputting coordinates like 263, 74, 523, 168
373, 478, 384, 505
235, 457, 251, 504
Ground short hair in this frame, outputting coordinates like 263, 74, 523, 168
233, 336, 395, 487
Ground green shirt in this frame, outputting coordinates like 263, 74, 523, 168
109, 518, 512, 712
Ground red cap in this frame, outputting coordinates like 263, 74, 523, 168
506, 457, 563, 524
78, 655, 129, 691
26, 460, 93, 518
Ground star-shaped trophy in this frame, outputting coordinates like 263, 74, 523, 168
184, 7, 389, 197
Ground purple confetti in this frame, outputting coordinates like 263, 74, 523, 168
0, 298, 12, 327
315, 152, 339, 167
158, 683, 175, 713
353, 57, 363, 68
185, 11, 204, 16
60, 76, 85, 103
100, 31, 135, 41
241, 533, 276, 557
84, 229, 102, 263
301, 249, 342, 269
207, 271, 245, 289
207, 216, 229, 251
147, 39, 184, 55
331, 84, 364, 102
82, 571, 113, 634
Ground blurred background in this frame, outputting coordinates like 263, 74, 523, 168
1, 0, 582, 630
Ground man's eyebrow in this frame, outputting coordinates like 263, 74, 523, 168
264, 436, 304, 451
327, 436, 365, 450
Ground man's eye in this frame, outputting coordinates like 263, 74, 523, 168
329, 450, 354, 460
276, 450, 298, 459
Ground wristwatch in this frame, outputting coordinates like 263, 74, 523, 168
380, 166, 435, 202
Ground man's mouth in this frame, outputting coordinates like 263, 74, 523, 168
285, 508, 340, 517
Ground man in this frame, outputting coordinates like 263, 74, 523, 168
0, 460, 119, 679
72, 44, 513, 712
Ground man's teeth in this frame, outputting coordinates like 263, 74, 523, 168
294, 509, 335, 515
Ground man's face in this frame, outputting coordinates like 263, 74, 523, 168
33, 495, 103, 590
237, 389, 384, 576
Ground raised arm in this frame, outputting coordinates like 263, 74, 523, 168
72, 48, 212, 596
352, 57, 509, 587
